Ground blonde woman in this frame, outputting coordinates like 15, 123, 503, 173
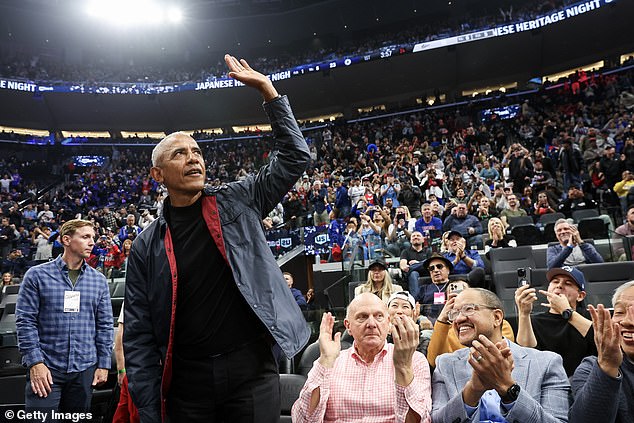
484, 217, 517, 257
354, 258, 402, 303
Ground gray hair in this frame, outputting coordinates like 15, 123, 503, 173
612, 280, 634, 307
554, 218, 570, 229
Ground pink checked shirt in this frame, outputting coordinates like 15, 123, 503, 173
291, 342, 432, 422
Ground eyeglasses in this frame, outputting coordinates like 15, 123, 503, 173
447, 303, 499, 322
428, 264, 445, 271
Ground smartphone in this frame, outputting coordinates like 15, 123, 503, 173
517, 267, 532, 287
448, 281, 467, 295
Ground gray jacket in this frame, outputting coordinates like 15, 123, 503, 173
432, 341, 571, 423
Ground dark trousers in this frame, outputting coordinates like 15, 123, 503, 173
167, 338, 280, 423
25, 364, 94, 422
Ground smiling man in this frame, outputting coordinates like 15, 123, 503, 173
16, 219, 113, 418
123, 55, 311, 422
515, 266, 597, 376
292, 293, 431, 422
569, 281, 634, 422
546, 219, 603, 269
431, 288, 570, 423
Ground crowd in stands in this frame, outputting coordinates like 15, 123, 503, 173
0, 0, 572, 84
1, 64, 633, 284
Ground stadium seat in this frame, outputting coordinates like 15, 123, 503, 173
0, 293, 18, 311
0, 302, 16, 325
297, 340, 320, 377
572, 209, 599, 223
533, 248, 547, 269
279, 373, 307, 421
538, 212, 565, 226
507, 216, 533, 229
577, 217, 608, 240
542, 222, 558, 243
578, 262, 634, 306
511, 224, 543, 246
489, 246, 536, 273
1, 285, 20, 295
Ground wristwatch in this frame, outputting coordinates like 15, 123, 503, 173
561, 308, 574, 320
501, 383, 521, 403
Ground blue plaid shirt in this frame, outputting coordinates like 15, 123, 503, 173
16, 255, 113, 372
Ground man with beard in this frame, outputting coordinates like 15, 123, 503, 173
499, 193, 527, 227
431, 288, 570, 423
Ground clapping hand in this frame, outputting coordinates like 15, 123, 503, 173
588, 304, 622, 378
468, 335, 515, 395
391, 315, 419, 386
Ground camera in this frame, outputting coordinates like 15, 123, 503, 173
517, 267, 532, 287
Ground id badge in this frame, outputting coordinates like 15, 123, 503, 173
433, 291, 446, 304
64, 291, 80, 313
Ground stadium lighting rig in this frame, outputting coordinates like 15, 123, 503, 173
85, 0, 183, 26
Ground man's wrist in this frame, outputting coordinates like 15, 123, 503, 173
462, 380, 485, 407
118, 368, 126, 374
318, 356, 337, 368
598, 359, 620, 378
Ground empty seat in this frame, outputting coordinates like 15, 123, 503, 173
507, 216, 534, 229
511, 224, 543, 246
280, 374, 307, 419
0, 303, 16, 324
1, 285, 20, 295
578, 262, 634, 306
578, 218, 608, 240
489, 246, 536, 273
533, 248, 547, 269
539, 212, 566, 226
572, 209, 599, 223
297, 340, 320, 377
542, 222, 558, 243
0, 293, 18, 310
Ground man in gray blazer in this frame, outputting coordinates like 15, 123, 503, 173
431, 288, 571, 423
